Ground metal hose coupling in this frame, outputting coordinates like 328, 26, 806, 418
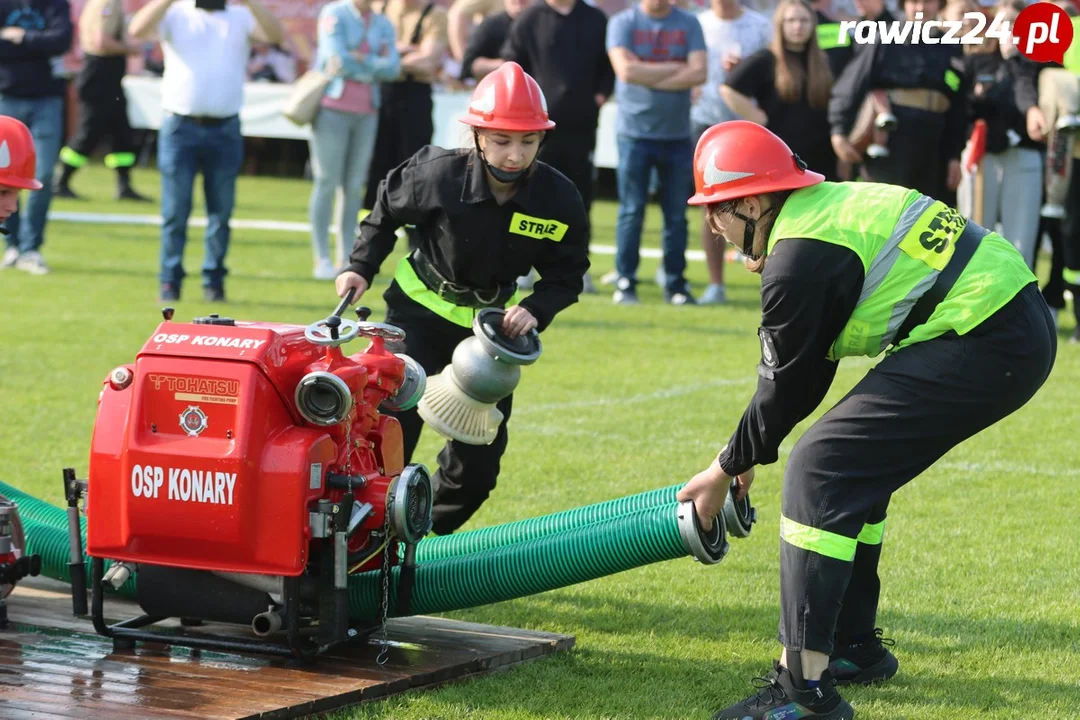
677, 501, 729, 565
677, 482, 757, 564
722, 480, 757, 539
417, 308, 542, 445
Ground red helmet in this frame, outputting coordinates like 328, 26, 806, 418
0, 116, 41, 191
460, 61, 556, 133
687, 121, 823, 206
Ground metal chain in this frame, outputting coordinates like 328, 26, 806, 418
375, 510, 392, 666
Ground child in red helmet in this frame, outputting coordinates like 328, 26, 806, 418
675, 121, 1055, 720
0, 116, 45, 274
335, 61, 589, 536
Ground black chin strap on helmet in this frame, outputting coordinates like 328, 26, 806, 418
472, 129, 547, 184
724, 155, 804, 262
730, 207, 761, 261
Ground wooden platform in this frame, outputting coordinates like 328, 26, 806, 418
0, 577, 575, 719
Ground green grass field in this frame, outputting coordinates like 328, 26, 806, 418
2, 165, 1078, 720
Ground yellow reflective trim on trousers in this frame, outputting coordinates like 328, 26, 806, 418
59, 147, 88, 168
393, 255, 521, 329
1063, 268, 1080, 286
104, 152, 137, 169
780, 516, 857, 562
857, 520, 885, 545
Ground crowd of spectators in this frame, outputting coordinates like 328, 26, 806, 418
3, 0, 1079, 339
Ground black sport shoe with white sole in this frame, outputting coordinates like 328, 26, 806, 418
712, 661, 854, 720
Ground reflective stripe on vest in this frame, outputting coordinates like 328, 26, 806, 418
393, 255, 521, 329
767, 182, 1037, 360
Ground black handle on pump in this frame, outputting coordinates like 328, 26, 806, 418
332, 287, 357, 320
325, 287, 358, 341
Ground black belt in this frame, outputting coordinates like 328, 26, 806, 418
894, 220, 989, 345
409, 251, 516, 309
175, 114, 237, 127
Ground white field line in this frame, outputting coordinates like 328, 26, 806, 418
515, 376, 755, 417
48, 211, 707, 262
513, 372, 1076, 479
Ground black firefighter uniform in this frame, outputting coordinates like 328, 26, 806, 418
55, 0, 149, 201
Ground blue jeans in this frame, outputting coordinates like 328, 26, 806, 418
614, 135, 695, 291
308, 107, 379, 266
157, 114, 244, 288
0, 95, 64, 253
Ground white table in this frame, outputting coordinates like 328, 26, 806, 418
121, 75, 621, 170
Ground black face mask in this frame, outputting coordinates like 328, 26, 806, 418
195, 0, 226, 11
473, 130, 544, 185
486, 164, 528, 183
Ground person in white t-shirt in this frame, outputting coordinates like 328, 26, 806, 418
129, 0, 284, 303
687, 0, 770, 305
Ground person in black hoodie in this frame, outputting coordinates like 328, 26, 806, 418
0, 0, 73, 276
501, 0, 613, 294
955, 0, 1042, 271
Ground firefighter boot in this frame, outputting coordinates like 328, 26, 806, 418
713, 661, 854, 720
116, 167, 151, 202
53, 161, 82, 200
829, 628, 899, 686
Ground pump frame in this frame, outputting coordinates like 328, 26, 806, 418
63, 468, 398, 661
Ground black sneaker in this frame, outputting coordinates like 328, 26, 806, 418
159, 283, 180, 302
713, 661, 854, 720
829, 628, 899, 686
116, 186, 152, 202
204, 286, 226, 303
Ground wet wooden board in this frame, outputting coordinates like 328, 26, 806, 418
0, 577, 575, 719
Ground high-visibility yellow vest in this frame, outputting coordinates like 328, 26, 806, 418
767, 182, 1037, 360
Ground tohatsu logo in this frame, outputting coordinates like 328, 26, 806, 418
148, 374, 240, 396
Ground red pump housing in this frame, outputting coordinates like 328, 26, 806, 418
86, 312, 424, 578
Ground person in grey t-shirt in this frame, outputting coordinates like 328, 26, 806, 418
687, 0, 770, 304
606, 0, 706, 305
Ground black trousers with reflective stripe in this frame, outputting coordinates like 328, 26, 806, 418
779, 282, 1056, 654
381, 281, 513, 536
69, 55, 135, 158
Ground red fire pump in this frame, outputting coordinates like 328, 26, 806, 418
64, 292, 433, 658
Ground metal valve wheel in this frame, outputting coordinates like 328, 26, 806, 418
356, 322, 406, 343
305, 317, 361, 347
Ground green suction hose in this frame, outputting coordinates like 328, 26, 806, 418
413, 483, 682, 562
353, 502, 695, 618
0, 482, 138, 598
0, 480, 728, 622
